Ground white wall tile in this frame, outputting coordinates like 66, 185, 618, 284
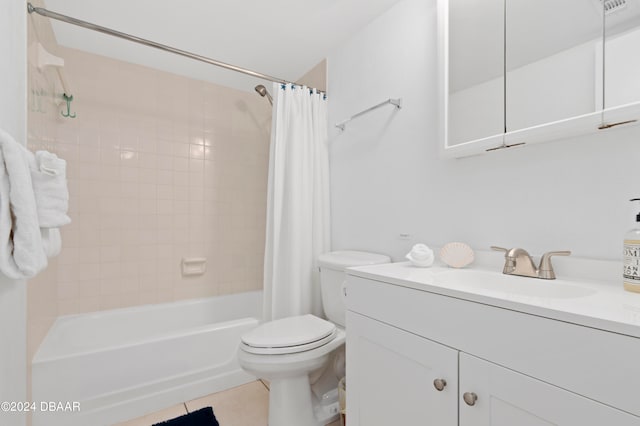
27, 37, 270, 366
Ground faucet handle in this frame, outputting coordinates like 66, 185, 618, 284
538, 251, 571, 280
490, 246, 509, 254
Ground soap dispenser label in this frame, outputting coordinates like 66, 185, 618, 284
624, 240, 640, 283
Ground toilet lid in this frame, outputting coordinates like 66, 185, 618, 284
241, 315, 336, 354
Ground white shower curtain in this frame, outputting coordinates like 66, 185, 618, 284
262, 83, 330, 321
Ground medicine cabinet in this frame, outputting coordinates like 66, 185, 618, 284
439, 0, 640, 158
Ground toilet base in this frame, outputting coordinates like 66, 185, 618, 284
269, 375, 320, 426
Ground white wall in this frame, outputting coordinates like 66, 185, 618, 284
328, 0, 640, 262
0, 0, 26, 140
0, 1, 27, 425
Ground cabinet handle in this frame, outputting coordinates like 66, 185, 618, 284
463, 392, 478, 406
433, 378, 447, 391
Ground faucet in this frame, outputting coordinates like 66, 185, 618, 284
491, 247, 571, 280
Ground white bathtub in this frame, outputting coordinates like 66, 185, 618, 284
32, 291, 262, 426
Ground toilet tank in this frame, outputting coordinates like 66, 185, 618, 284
318, 251, 391, 327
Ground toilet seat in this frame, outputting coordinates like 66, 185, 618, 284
241, 314, 337, 355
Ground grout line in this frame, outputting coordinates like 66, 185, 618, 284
183, 402, 189, 414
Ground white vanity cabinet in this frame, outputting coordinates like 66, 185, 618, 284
347, 311, 458, 426
459, 354, 637, 426
345, 274, 640, 426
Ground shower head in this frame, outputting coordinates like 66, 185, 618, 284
254, 84, 273, 105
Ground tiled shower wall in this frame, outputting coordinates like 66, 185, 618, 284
27, 13, 271, 360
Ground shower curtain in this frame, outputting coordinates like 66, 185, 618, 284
262, 83, 330, 321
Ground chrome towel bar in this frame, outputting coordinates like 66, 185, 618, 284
335, 98, 402, 131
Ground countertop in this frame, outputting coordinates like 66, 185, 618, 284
347, 261, 640, 339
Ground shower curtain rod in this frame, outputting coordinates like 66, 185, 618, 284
27, 3, 317, 91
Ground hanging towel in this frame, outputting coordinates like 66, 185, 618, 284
41, 228, 61, 258
0, 128, 48, 279
30, 150, 71, 228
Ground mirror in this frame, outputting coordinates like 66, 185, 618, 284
602, 0, 640, 114
447, 0, 504, 146
440, 0, 640, 157
505, 0, 603, 132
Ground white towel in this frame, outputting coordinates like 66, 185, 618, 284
30, 150, 71, 228
41, 228, 61, 258
0, 128, 48, 279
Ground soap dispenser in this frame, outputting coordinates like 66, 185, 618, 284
624, 198, 640, 293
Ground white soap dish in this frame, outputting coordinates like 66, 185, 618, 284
439, 242, 474, 268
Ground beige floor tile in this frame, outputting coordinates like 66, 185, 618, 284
116, 380, 340, 426
186, 381, 269, 426
115, 403, 187, 426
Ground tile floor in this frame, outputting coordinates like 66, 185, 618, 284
116, 380, 342, 426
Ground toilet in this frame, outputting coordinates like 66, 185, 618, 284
238, 250, 391, 426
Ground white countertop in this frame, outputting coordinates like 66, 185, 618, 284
347, 261, 640, 339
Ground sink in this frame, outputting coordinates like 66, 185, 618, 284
434, 269, 598, 299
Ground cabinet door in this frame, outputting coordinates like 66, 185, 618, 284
601, 2, 640, 127
346, 311, 457, 426
505, 0, 602, 132
459, 353, 640, 426
445, 0, 505, 147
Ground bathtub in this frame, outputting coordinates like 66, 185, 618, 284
32, 291, 262, 426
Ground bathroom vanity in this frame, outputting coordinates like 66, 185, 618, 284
345, 262, 640, 425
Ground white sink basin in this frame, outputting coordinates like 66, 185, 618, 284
434, 269, 598, 299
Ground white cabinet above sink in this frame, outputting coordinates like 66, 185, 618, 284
439, 0, 640, 158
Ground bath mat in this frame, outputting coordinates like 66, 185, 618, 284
153, 407, 219, 426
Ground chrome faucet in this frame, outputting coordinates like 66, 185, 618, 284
491, 247, 571, 280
